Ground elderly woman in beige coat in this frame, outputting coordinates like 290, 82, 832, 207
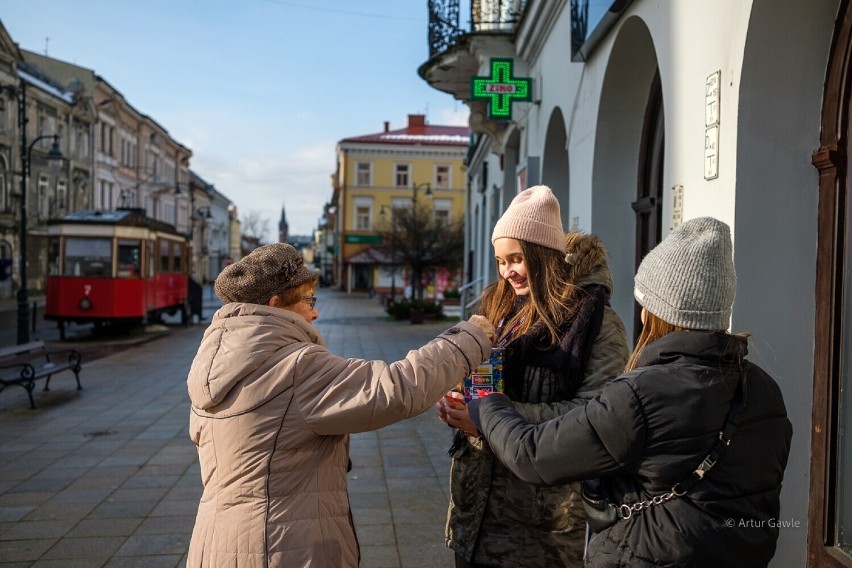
186, 243, 494, 568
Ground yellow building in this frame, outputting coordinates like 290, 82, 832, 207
332, 114, 469, 299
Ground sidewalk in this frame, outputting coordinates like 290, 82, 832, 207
0, 288, 461, 567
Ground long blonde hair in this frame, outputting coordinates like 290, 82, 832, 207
478, 239, 582, 347
625, 310, 685, 371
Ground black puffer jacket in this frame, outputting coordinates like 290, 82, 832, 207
472, 331, 792, 568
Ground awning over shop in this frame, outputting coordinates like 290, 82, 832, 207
345, 247, 395, 264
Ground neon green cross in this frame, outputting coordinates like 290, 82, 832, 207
470, 58, 533, 120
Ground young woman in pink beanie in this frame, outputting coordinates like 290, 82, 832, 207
436, 185, 629, 567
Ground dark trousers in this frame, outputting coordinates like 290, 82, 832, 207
454, 554, 495, 568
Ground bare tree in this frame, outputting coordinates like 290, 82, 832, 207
373, 201, 465, 301
241, 211, 271, 250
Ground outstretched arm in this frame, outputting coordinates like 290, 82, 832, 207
469, 379, 646, 485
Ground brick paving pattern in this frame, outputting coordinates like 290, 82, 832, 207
0, 288, 460, 567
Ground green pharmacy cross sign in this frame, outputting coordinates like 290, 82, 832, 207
470, 58, 533, 120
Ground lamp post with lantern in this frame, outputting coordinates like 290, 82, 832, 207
5, 78, 65, 344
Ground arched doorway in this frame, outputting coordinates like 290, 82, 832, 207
631, 70, 664, 340
591, 15, 660, 336
541, 107, 570, 228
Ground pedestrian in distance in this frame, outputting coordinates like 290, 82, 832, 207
185, 243, 495, 568
436, 185, 630, 567
459, 217, 793, 567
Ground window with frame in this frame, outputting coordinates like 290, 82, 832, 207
356, 162, 372, 186
98, 180, 113, 210
47, 237, 60, 276
117, 239, 141, 278
432, 198, 452, 226
0, 94, 10, 134
354, 196, 373, 230
38, 174, 49, 219
395, 163, 410, 188
74, 123, 89, 160
64, 237, 112, 277
435, 164, 451, 189
55, 179, 67, 217
159, 239, 171, 273
391, 197, 410, 217
100, 122, 114, 156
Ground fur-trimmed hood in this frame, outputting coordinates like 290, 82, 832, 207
564, 232, 614, 293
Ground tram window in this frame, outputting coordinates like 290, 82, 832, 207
117, 240, 141, 278
174, 242, 184, 273
159, 239, 170, 273
48, 237, 60, 276
64, 237, 112, 277
148, 241, 155, 277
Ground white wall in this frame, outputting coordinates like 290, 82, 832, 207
734, 0, 840, 564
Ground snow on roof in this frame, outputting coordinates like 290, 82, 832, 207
380, 133, 469, 144
19, 68, 76, 104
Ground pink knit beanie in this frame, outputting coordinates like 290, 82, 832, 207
491, 185, 564, 252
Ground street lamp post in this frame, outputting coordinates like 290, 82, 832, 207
8, 79, 65, 344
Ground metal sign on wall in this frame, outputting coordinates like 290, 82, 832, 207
704, 70, 721, 180
471, 58, 533, 120
345, 234, 383, 244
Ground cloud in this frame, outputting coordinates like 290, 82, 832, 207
186, 103, 470, 239
191, 140, 336, 238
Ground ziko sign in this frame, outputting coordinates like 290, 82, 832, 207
470, 58, 533, 120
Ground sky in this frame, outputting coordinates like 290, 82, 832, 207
0, 0, 471, 238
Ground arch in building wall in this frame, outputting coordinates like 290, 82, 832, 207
541, 107, 570, 228
503, 127, 521, 204
590, 15, 659, 332
735, 1, 842, 566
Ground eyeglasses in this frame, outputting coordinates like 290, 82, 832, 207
301, 296, 317, 309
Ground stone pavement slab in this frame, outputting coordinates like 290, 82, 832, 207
0, 289, 461, 567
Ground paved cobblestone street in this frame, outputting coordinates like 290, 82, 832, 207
0, 288, 461, 567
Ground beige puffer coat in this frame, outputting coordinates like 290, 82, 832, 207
187, 303, 491, 568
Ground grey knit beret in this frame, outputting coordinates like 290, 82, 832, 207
214, 243, 316, 305
634, 217, 736, 330
491, 185, 564, 252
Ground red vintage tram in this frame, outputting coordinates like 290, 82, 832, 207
45, 208, 190, 338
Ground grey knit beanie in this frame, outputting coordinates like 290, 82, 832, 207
214, 243, 316, 305
634, 217, 736, 330
491, 185, 564, 252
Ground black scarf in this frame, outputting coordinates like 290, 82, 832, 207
448, 284, 609, 456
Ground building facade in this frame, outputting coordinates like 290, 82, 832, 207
331, 113, 469, 298
420, 1, 852, 565
0, 25, 96, 300
0, 19, 241, 304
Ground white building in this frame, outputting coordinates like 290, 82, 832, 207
420, 1, 852, 565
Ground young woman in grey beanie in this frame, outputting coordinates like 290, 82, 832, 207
435, 185, 630, 568
185, 243, 495, 568
455, 217, 792, 567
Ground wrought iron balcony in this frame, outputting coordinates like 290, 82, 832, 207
427, 0, 526, 58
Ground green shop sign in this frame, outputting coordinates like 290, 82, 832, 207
471, 58, 533, 120
345, 234, 383, 244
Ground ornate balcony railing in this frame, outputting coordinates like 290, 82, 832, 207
428, 0, 527, 58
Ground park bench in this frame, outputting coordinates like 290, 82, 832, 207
0, 340, 83, 409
